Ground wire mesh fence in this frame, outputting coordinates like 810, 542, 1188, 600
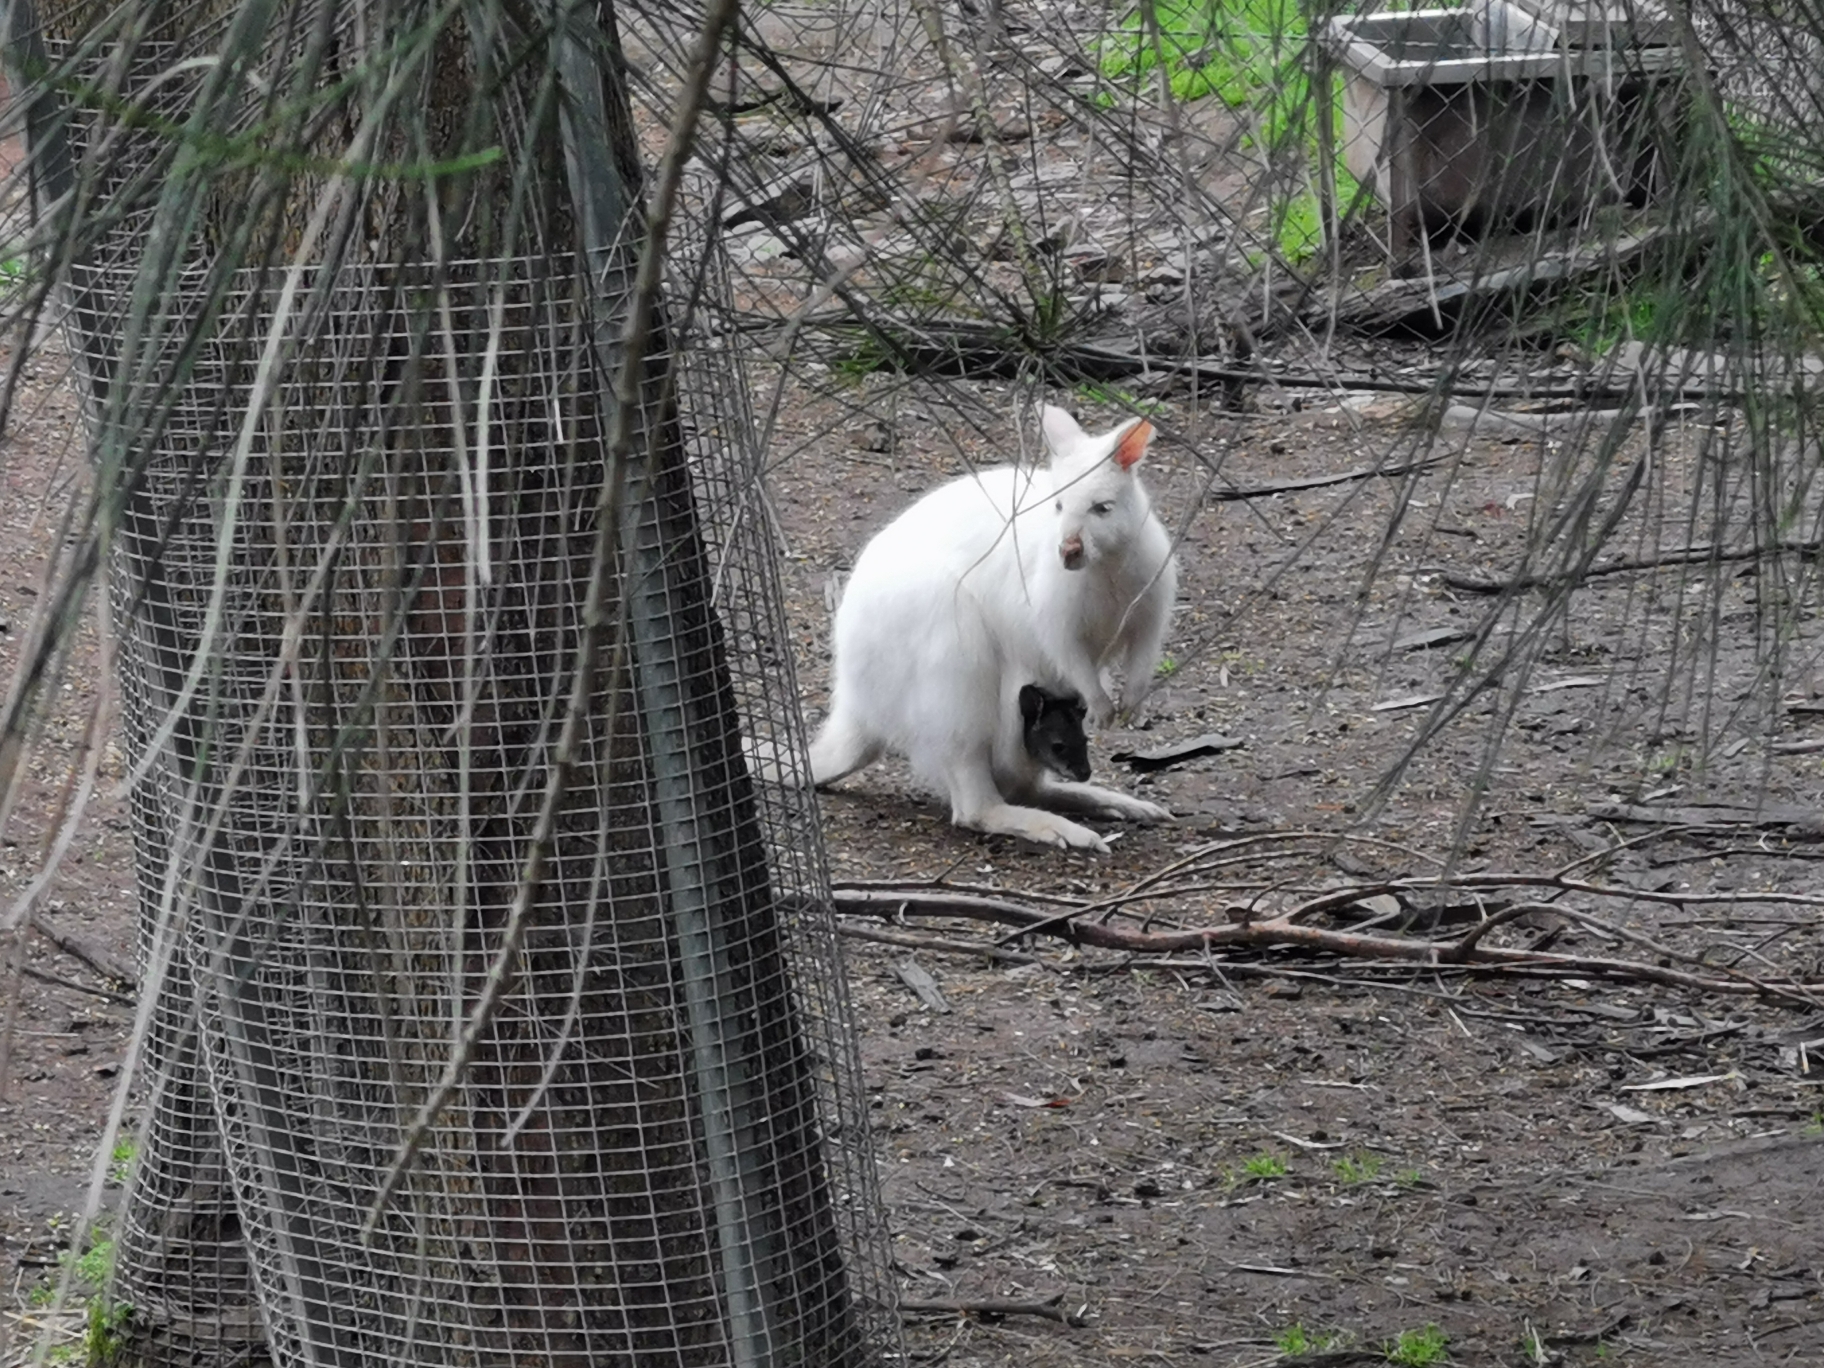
5, 3, 899, 1365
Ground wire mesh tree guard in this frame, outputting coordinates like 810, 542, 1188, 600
3, 3, 897, 1365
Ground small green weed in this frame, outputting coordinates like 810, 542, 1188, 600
1155, 654, 1179, 678
1397, 1167, 1425, 1187
1385, 1322, 1449, 1366
85, 1300, 133, 1363
108, 1139, 136, 1186
1073, 380, 1162, 415
1242, 1152, 1288, 1180
1334, 1152, 1384, 1184
58, 1235, 115, 1293
1276, 1322, 1345, 1354
830, 333, 898, 383
1802, 1111, 1824, 1138
1564, 288, 1662, 357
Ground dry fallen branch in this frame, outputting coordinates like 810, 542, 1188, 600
899, 1295, 1088, 1328
830, 871, 1824, 1007
18, 961, 135, 1007
28, 913, 135, 987
836, 920, 1041, 965
1442, 539, 1822, 595
1205, 457, 1444, 502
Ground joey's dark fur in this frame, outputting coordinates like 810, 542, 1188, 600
1020, 685, 1090, 783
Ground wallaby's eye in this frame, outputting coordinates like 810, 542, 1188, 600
1091, 501, 1115, 516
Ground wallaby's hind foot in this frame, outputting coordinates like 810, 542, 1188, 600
807, 709, 883, 787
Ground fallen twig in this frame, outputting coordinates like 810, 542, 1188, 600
899, 1295, 1088, 1328
19, 962, 135, 1006
28, 913, 135, 986
1587, 801, 1824, 832
836, 921, 1041, 965
1205, 457, 1443, 502
1442, 539, 1820, 595
830, 873, 1824, 1006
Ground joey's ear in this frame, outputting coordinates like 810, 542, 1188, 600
1040, 406, 1084, 459
1112, 418, 1155, 471
1069, 695, 1087, 720
1019, 684, 1044, 724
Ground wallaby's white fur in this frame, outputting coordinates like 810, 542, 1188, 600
808, 406, 1177, 852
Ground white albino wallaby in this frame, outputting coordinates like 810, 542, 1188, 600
807, 405, 1178, 852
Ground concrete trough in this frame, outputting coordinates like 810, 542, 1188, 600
1321, 1, 1687, 255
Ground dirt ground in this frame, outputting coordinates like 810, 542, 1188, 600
0, 337, 139, 1350
763, 373, 1824, 1367
3, 22, 1824, 1365
5, 337, 1822, 1366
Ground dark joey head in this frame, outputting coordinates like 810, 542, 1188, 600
1019, 684, 1091, 783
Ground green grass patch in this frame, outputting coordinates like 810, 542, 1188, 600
86, 1301, 133, 1363
1097, 0, 1361, 261
1073, 380, 1163, 414
67, 1236, 115, 1291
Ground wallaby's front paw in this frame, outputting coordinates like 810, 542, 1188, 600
1094, 794, 1172, 823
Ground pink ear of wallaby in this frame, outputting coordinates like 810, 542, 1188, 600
1112, 419, 1154, 470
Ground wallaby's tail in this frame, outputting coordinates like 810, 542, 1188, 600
807, 705, 881, 786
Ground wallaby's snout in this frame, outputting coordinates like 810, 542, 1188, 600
1059, 533, 1084, 569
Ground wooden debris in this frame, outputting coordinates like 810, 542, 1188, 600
1392, 626, 1471, 652
893, 956, 951, 1013
832, 865, 1824, 1006
1111, 733, 1245, 771
1587, 801, 1823, 831
899, 1294, 1089, 1328
1372, 692, 1446, 712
